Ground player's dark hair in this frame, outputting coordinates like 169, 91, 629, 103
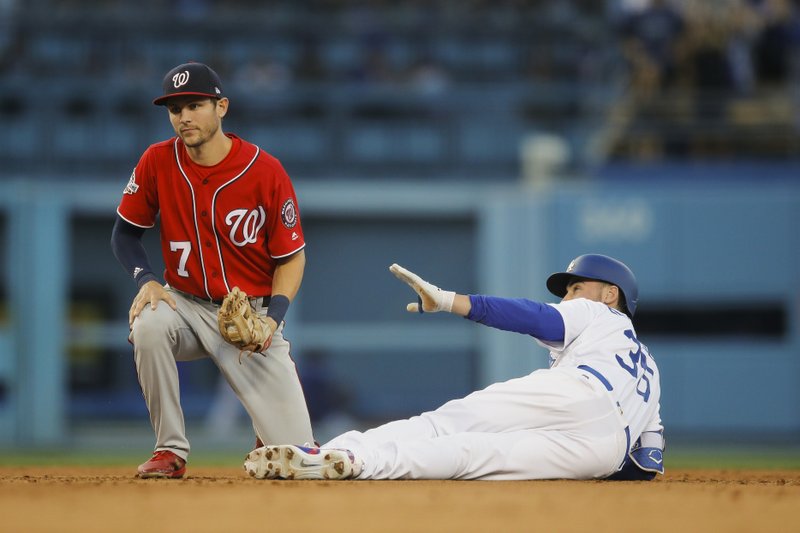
616, 290, 629, 317
605, 282, 629, 317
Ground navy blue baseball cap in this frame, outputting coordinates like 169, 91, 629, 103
153, 62, 225, 105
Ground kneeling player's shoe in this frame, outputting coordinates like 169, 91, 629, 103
137, 450, 186, 479
244, 445, 361, 480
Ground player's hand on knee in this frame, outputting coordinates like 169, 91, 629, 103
389, 263, 455, 313
129, 281, 178, 326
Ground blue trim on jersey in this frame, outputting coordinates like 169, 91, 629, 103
624, 426, 631, 459
466, 295, 565, 341
576, 364, 640, 477
578, 364, 614, 391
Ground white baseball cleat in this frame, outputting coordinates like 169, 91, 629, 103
244, 445, 362, 480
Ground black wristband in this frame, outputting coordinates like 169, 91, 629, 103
266, 294, 291, 325
136, 272, 159, 289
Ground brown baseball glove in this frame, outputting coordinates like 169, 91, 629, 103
217, 287, 273, 360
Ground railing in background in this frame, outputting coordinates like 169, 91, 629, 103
1, 175, 799, 446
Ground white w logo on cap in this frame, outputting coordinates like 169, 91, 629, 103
172, 70, 190, 88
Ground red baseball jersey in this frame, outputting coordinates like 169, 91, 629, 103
117, 134, 305, 300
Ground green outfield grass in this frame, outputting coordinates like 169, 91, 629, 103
0, 450, 249, 467
666, 448, 800, 469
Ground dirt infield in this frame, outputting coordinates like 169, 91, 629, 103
1, 467, 798, 532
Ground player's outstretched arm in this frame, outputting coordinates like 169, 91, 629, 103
389, 264, 471, 316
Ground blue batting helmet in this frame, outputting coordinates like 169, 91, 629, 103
546, 254, 638, 317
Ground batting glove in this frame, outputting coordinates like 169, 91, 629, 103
389, 263, 455, 313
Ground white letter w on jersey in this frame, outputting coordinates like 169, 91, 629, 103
225, 207, 266, 247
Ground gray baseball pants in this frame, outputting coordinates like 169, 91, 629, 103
130, 288, 314, 460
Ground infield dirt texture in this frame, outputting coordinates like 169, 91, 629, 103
1, 467, 798, 532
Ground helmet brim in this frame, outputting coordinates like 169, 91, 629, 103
546, 272, 577, 298
153, 92, 221, 106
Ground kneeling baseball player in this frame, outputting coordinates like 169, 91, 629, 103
112, 62, 315, 479
245, 254, 664, 481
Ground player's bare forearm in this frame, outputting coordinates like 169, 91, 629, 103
271, 249, 305, 302
263, 249, 305, 331
450, 294, 472, 317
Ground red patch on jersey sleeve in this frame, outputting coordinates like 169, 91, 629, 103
281, 198, 298, 229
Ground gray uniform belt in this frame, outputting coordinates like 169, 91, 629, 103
175, 288, 270, 308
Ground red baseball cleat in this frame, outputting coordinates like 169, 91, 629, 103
137, 450, 186, 479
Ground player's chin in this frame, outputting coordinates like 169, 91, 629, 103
179, 131, 204, 147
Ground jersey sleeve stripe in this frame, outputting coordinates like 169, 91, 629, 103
116, 209, 155, 229
271, 243, 306, 259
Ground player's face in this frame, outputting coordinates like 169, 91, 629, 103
166, 97, 228, 148
563, 279, 616, 306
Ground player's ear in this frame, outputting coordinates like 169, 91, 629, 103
216, 97, 229, 119
603, 284, 619, 307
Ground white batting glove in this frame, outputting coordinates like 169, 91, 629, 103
389, 263, 455, 313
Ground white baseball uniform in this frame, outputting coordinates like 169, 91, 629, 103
324, 298, 663, 480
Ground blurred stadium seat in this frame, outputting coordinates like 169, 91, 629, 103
3, 0, 793, 183
0, 0, 633, 181
1, 0, 799, 447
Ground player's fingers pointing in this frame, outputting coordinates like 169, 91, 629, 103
389, 263, 406, 281
389, 263, 415, 284
390, 265, 426, 294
